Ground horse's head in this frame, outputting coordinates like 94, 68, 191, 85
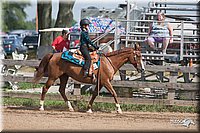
129, 47, 145, 73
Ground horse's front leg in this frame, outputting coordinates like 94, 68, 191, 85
39, 78, 55, 111
104, 80, 122, 114
87, 85, 102, 113
59, 75, 74, 112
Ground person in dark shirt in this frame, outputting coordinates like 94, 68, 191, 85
79, 18, 99, 77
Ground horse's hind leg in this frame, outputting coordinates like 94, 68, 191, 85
87, 85, 102, 113
39, 78, 55, 111
59, 74, 74, 112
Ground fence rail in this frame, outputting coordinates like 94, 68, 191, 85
1, 59, 199, 73
2, 75, 199, 91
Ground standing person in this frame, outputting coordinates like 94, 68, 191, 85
146, 12, 173, 54
79, 18, 99, 77
52, 29, 70, 52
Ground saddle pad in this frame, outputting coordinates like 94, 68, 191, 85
61, 51, 100, 70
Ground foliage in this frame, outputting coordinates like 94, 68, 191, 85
2, 1, 76, 34
2, 82, 43, 90
2, 1, 33, 32
17, 82, 43, 90
3, 97, 38, 107
25, 20, 36, 30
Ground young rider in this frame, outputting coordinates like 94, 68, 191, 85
79, 18, 99, 77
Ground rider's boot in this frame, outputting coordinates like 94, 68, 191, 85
83, 69, 89, 78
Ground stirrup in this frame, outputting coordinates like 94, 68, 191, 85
92, 73, 97, 83
83, 70, 88, 78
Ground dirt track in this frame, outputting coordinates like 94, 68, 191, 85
2, 106, 199, 132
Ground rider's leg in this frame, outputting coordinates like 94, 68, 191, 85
162, 38, 169, 54
80, 46, 91, 77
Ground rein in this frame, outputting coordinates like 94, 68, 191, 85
104, 55, 118, 72
104, 54, 139, 77
106, 50, 141, 77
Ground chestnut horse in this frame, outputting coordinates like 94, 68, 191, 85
33, 47, 145, 114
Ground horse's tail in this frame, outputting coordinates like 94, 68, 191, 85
33, 53, 54, 84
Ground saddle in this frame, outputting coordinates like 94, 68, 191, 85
61, 50, 100, 77
73, 50, 99, 76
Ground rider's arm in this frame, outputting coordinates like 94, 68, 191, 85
82, 31, 99, 49
52, 37, 58, 52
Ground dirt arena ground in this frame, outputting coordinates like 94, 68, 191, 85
2, 106, 199, 132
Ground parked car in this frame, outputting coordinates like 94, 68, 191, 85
0, 34, 23, 42
9, 30, 29, 38
2, 38, 28, 54
0, 34, 9, 41
22, 35, 38, 49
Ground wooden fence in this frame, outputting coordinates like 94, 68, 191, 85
1, 59, 199, 107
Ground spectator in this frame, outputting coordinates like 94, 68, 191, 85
52, 29, 70, 52
145, 12, 173, 54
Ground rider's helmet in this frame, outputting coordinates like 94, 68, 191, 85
80, 18, 91, 28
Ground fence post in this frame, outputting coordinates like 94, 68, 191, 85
115, 87, 133, 98
114, 19, 119, 50
168, 71, 178, 105
180, 21, 184, 61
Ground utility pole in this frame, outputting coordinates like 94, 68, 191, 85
36, 6, 38, 31
125, 0, 130, 47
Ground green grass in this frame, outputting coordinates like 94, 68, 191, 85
3, 97, 199, 113
2, 82, 44, 90
17, 82, 43, 90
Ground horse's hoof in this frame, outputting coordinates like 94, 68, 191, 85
86, 109, 93, 113
117, 109, 122, 114
69, 108, 74, 112
39, 107, 44, 111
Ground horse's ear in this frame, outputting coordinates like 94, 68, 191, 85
135, 42, 141, 51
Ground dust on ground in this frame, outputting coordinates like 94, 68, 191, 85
2, 106, 199, 132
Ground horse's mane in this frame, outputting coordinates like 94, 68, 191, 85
105, 47, 134, 57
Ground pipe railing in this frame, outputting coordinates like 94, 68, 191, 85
114, 19, 199, 60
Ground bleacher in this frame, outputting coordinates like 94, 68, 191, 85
117, 1, 200, 63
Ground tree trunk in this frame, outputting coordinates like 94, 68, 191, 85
53, 0, 75, 39
37, 1, 52, 46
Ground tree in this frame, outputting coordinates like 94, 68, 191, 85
37, 0, 75, 46
53, 0, 75, 39
54, 0, 75, 28
37, 0, 52, 46
2, 2, 31, 32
